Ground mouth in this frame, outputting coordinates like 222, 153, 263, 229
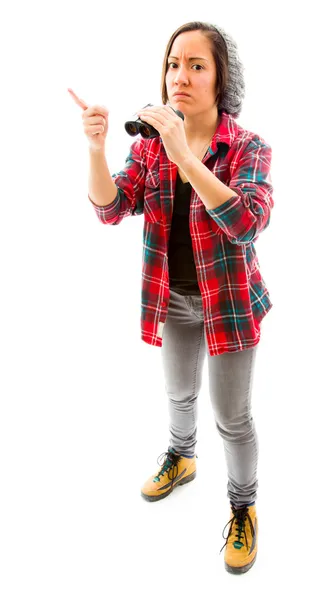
173, 93, 190, 98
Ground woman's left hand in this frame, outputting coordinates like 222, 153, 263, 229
137, 105, 191, 166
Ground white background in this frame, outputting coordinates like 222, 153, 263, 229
1, 0, 314, 598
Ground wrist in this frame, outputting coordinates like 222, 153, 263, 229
89, 146, 105, 155
178, 150, 195, 171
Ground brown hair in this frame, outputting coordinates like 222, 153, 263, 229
161, 21, 229, 112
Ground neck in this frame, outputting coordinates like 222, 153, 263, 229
184, 107, 220, 144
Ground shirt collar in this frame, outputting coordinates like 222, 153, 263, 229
212, 110, 240, 151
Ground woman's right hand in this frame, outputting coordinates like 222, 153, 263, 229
68, 88, 109, 151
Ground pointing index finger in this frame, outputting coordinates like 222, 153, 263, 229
68, 88, 88, 110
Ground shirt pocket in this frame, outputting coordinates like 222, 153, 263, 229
144, 169, 162, 223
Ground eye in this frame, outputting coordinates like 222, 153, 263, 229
168, 62, 203, 70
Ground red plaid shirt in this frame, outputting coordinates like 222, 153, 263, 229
89, 110, 274, 355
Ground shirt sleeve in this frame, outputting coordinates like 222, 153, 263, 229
206, 137, 274, 245
88, 136, 147, 225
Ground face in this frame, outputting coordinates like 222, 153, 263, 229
165, 30, 218, 115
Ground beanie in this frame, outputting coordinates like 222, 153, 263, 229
210, 23, 245, 118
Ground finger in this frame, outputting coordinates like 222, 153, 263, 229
142, 105, 169, 112
134, 105, 152, 116
161, 105, 177, 116
140, 106, 173, 119
139, 113, 163, 127
139, 111, 164, 121
82, 105, 109, 119
68, 88, 88, 110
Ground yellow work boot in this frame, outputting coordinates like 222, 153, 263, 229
141, 446, 197, 502
220, 502, 258, 574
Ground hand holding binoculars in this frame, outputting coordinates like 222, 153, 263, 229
124, 104, 184, 139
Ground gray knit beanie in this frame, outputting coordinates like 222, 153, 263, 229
210, 23, 245, 118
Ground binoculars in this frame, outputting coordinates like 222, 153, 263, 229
124, 103, 184, 139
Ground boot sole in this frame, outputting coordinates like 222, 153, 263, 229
141, 470, 196, 502
225, 551, 257, 574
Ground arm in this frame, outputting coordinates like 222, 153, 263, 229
88, 137, 147, 225
180, 137, 274, 245
178, 152, 238, 210
88, 147, 119, 207
208, 138, 274, 244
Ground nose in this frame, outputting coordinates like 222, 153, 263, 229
173, 65, 189, 86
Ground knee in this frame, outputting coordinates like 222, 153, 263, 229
214, 410, 254, 438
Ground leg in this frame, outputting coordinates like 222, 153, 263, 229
206, 343, 259, 506
161, 290, 207, 456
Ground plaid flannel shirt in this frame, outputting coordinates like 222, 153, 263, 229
89, 110, 274, 355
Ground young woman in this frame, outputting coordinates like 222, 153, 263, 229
69, 20, 274, 575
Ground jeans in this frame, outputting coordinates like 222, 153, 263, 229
161, 288, 259, 507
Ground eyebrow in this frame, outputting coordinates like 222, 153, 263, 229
168, 55, 209, 62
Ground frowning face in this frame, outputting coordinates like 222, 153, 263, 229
165, 30, 218, 116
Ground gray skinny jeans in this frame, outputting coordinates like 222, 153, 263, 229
161, 288, 259, 507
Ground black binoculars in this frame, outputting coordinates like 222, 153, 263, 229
124, 104, 184, 139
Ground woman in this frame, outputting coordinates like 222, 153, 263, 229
69, 21, 274, 575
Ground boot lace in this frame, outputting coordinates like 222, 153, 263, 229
153, 447, 182, 486
219, 504, 255, 554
